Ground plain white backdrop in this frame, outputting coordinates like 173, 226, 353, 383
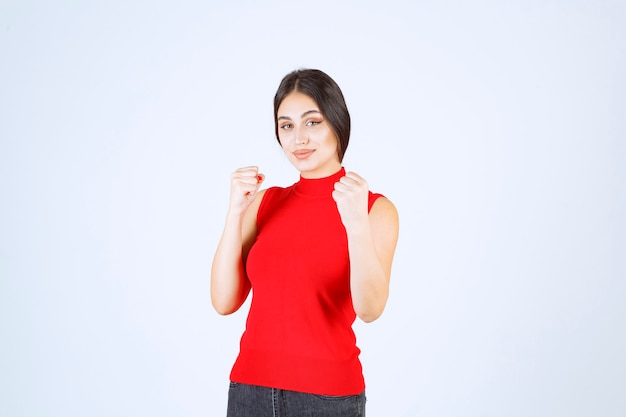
1, 1, 624, 416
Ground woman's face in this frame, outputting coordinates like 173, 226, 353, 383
276, 91, 341, 179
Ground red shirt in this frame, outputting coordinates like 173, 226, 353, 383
230, 168, 382, 395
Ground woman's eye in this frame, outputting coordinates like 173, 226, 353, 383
281, 123, 292, 130
306, 120, 321, 127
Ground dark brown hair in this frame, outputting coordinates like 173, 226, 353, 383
273, 69, 351, 162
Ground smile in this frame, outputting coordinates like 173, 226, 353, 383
293, 150, 315, 159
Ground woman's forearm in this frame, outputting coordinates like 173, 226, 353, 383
211, 168, 264, 315
346, 198, 399, 323
347, 225, 390, 323
210, 212, 251, 315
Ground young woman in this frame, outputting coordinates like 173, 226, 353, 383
211, 68, 399, 417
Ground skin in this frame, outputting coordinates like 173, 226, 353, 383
210, 91, 399, 323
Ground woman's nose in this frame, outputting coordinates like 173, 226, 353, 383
295, 130, 309, 145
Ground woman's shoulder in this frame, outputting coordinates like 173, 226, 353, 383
259, 183, 294, 201
368, 191, 383, 211
369, 194, 398, 220
254, 184, 295, 219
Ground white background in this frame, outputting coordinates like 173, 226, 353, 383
1, 1, 624, 416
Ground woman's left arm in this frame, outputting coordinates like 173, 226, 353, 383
333, 172, 400, 323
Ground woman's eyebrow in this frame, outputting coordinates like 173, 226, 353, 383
277, 110, 321, 121
301, 109, 321, 118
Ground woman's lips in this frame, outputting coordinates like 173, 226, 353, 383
293, 149, 314, 159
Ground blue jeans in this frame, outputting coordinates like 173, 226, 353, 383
226, 382, 366, 417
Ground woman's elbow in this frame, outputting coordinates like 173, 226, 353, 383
210, 277, 250, 315
353, 287, 389, 323
357, 310, 382, 323
212, 301, 239, 316
212, 302, 237, 316
355, 302, 386, 323
211, 293, 244, 316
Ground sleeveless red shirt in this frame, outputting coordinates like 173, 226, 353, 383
229, 168, 383, 395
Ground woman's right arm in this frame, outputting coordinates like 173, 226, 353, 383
210, 166, 265, 315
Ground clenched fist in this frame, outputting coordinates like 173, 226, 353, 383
332, 171, 370, 230
229, 166, 265, 216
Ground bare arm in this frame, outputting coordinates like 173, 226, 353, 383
333, 172, 399, 323
210, 167, 265, 315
